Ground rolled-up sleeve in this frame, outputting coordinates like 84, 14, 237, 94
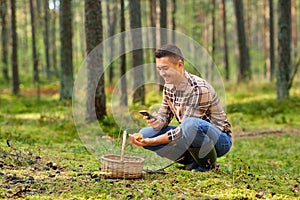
167, 127, 181, 141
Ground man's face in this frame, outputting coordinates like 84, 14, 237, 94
156, 57, 183, 85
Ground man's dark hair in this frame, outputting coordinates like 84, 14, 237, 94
155, 44, 184, 64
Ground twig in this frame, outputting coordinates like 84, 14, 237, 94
144, 157, 184, 174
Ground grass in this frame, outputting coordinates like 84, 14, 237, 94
0, 81, 300, 199
226, 81, 300, 133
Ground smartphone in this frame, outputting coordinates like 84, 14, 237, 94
139, 110, 155, 119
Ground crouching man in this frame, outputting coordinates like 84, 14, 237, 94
129, 44, 232, 172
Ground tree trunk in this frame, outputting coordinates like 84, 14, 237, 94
120, 0, 127, 106
106, 0, 117, 84
129, 0, 145, 105
244, 0, 251, 48
59, 0, 73, 100
0, 0, 9, 82
51, 0, 58, 77
277, 0, 291, 100
11, 0, 19, 95
43, 0, 50, 79
263, 0, 271, 80
105, 1, 112, 84
291, 0, 297, 58
233, 0, 251, 82
23, 1, 29, 50
210, 0, 216, 82
159, 0, 167, 90
211, 0, 216, 61
85, 0, 106, 120
30, 0, 39, 83
160, 0, 167, 45
269, 0, 275, 82
171, 0, 176, 43
150, 0, 157, 30
221, 0, 229, 80
150, 0, 158, 85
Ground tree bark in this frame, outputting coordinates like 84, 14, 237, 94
23, 1, 29, 50
129, 0, 145, 105
85, 0, 106, 120
160, 0, 167, 45
263, 0, 271, 80
291, 0, 297, 58
244, 0, 251, 48
210, 0, 216, 82
43, 0, 50, 79
269, 0, 275, 81
233, 0, 251, 82
120, 0, 127, 106
150, 0, 158, 85
11, 0, 19, 95
51, 0, 58, 77
106, 0, 117, 84
0, 0, 9, 82
150, 0, 157, 31
59, 0, 73, 100
277, 0, 291, 100
30, 0, 39, 83
159, 0, 167, 90
221, 0, 229, 80
171, 0, 176, 43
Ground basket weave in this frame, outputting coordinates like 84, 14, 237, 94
101, 154, 144, 179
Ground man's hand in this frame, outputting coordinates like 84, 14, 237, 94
144, 116, 162, 129
129, 134, 155, 147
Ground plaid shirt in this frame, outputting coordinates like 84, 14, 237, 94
155, 71, 231, 141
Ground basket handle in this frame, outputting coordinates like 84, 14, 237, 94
120, 130, 127, 162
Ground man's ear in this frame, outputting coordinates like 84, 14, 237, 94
178, 59, 184, 68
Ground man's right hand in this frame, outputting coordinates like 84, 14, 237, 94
144, 115, 162, 129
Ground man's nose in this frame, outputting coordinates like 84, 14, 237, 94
160, 70, 166, 76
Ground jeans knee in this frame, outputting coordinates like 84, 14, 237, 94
139, 127, 155, 138
140, 127, 151, 134
181, 118, 198, 132
180, 118, 212, 147
181, 117, 208, 136
180, 118, 203, 143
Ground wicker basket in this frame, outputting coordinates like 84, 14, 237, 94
101, 154, 144, 179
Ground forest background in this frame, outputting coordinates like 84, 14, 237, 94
1, 0, 299, 103
0, 0, 300, 199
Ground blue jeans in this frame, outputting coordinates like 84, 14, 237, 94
139, 117, 232, 161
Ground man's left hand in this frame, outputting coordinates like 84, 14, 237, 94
129, 135, 155, 147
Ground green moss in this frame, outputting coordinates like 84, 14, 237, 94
0, 81, 299, 199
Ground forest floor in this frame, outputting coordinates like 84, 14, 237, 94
0, 81, 300, 199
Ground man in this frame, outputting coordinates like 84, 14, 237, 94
129, 44, 232, 172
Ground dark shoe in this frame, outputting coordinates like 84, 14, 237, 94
184, 161, 199, 170
192, 162, 220, 172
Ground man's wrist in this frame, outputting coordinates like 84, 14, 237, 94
149, 138, 157, 145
